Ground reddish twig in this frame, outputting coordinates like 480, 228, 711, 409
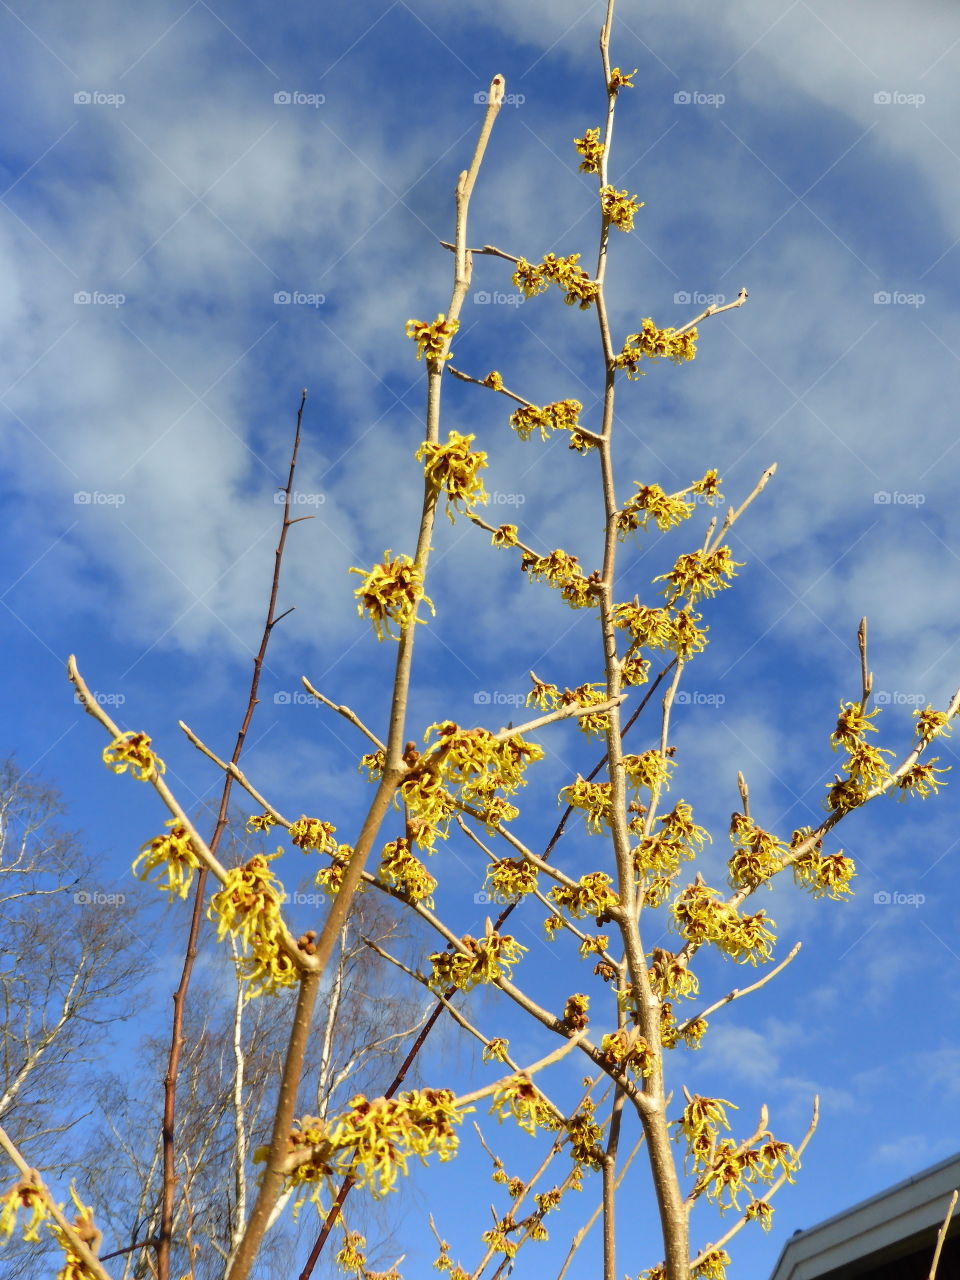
156, 390, 310, 1280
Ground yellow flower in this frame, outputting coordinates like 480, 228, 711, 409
491, 523, 519, 548
102, 731, 165, 782
406, 314, 459, 362
288, 816, 338, 853
608, 66, 637, 93
428, 932, 527, 992
574, 126, 604, 174
133, 820, 200, 900
510, 399, 582, 441
416, 429, 489, 522
350, 550, 435, 642
207, 852, 296, 996
599, 184, 644, 231
655, 547, 742, 604
615, 320, 697, 378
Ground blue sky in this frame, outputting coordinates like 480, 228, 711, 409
2, 0, 960, 1276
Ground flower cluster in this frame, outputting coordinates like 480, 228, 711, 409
350, 550, 435, 642
623, 750, 674, 793
617, 482, 694, 536
560, 777, 612, 834
521, 549, 598, 609
378, 837, 437, 907
102, 731, 165, 782
647, 947, 700, 1001
491, 523, 519, 548
284, 1089, 467, 1202
728, 813, 784, 890
406, 314, 459, 362
600, 1028, 654, 1078
826, 700, 895, 812
549, 872, 619, 921
509, 398, 583, 442
490, 1075, 559, 1136
485, 857, 538, 901
428, 933, 527, 992
599, 184, 644, 231
512, 253, 600, 309
672, 882, 777, 964
560, 992, 591, 1032
613, 601, 708, 661
655, 547, 742, 604
133, 820, 200, 900
288, 816, 338, 853
207, 853, 297, 996
416, 429, 489, 522
313, 844, 355, 898
527, 676, 611, 737
574, 126, 604, 173
482, 1038, 510, 1064
614, 320, 698, 378
608, 66, 637, 92
566, 1100, 604, 1168
0, 1176, 50, 1245
246, 811, 277, 833
790, 831, 856, 899
914, 703, 953, 744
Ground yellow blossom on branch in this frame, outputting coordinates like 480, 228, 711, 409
102, 731, 165, 782
655, 547, 743, 604
608, 66, 637, 92
133, 820, 200, 900
550, 871, 619, 920
614, 320, 698, 378
491, 523, 519, 547
378, 837, 437, 906
509, 399, 583, 442
617, 482, 694, 536
599, 184, 644, 231
490, 1076, 559, 1137
288, 816, 338, 853
405, 314, 459, 362
350, 550, 435, 642
207, 852, 297, 996
428, 933, 527, 992
416, 430, 489, 522
574, 126, 604, 174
